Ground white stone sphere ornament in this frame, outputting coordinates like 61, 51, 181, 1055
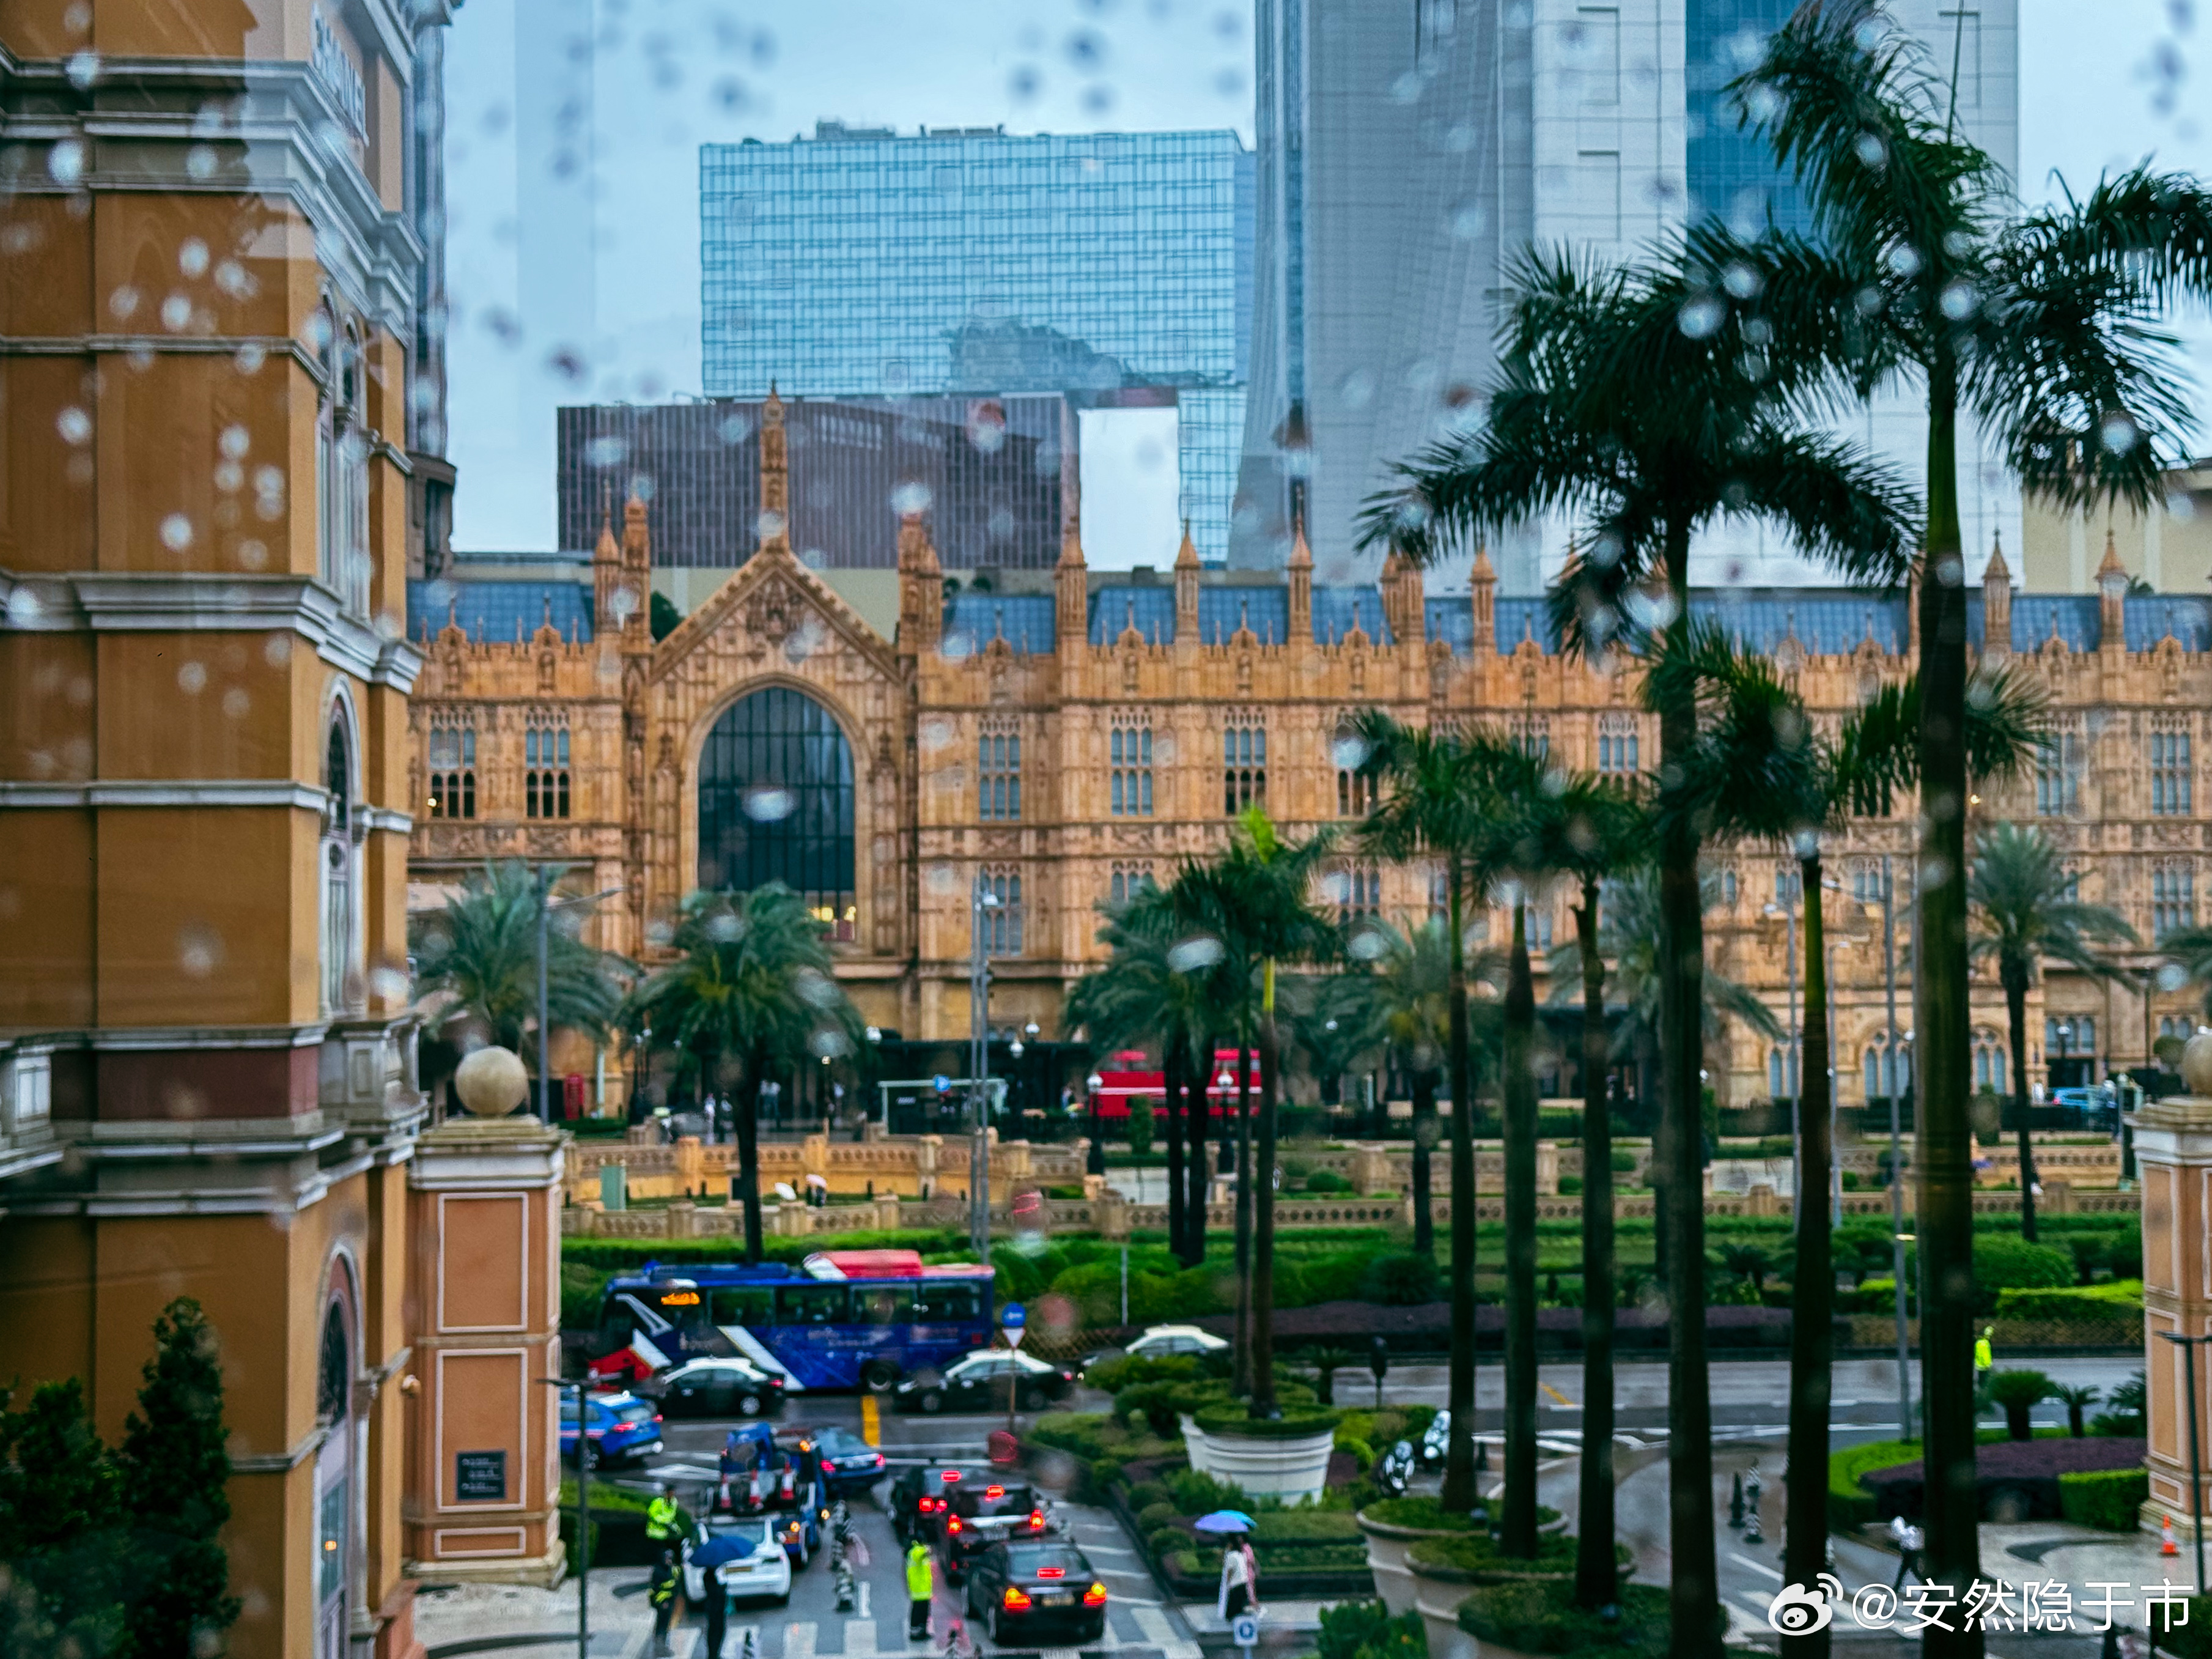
454, 1046, 531, 1117
2183, 1032, 2212, 1096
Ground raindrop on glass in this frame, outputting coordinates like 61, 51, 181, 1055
160, 512, 194, 552
742, 785, 795, 822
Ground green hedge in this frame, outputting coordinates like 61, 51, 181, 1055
1317, 1602, 1425, 1659
562, 1228, 967, 1273
1828, 1438, 1925, 1528
1360, 1496, 1479, 1534
2059, 1468, 2150, 1531
1407, 1533, 1578, 1581
1458, 1580, 1673, 1657
1192, 1403, 1343, 1439
1995, 1280, 2144, 1318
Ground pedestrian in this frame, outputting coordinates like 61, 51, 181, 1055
648, 1548, 680, 1658
703, 1562, 726, 1659
646, 1482, 681, 1550
1218, 1531, 1256, 1622
906, 1537, 935, 1642
1888, 1513, 1926, 1591
1975, 1326, 1995, 1383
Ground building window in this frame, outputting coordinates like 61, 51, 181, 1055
2037, 726, 2082, 816
980, 866, 1023, 956
2153, 727, 2194, 816
1768, 1047, 1799, 1099
1849, 863, 1881, 904
2155, 864, 2195, 940
322, 719, 356, 1016
1974, 1038, 2007, 1091
1774, 865, 1801, 905
526, 716, 570, 819
1108, 863, 1154, 907
1110, 719, 1152, 817
1526, 903, 1553, 951
2046, 1014, 2096, 1058
2162, 1016, 2195, 1041
1429, 865, 1451, 923
1224, 714, 1267, 814
1720, 868, 1739, 907
979, 717, 1021, 821
428, 716, 476, 819
1338, 762, 1377, 817
697, 686, 856, 936
1595, 717, 1638, 775
1864, 1042, 1910, 1102
1330, 862, 1381, 922
1510, 714, 1550, 759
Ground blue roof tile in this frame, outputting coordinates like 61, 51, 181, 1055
2009, 596, 2100, 653
1690, 590, 1907, 656
1426, 597, 1474, 656
1312, 586, 1393, 645
1492, 598, 1560, 654
1088, 586, 1179, 646
941, 594, 1056, 656
2126, 594, 2212, 652
1196, 587, 1289, 645
408, 579, 594, 643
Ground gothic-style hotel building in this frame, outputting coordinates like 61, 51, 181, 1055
407, 393, 2212, 1115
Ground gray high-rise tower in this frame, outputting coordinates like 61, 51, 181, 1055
1237, 0, 2018, 589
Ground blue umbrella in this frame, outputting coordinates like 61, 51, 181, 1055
1193, 1510, 1256, 1534
691, 1532, 761, 1568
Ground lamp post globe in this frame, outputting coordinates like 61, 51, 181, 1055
1085, 1070, 1106, 1175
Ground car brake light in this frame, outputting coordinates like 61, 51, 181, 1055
1028, 1509, 1045, 1531
1003, 1587, 1031, 1611
946, 1517, 962, 1535
874, 1453, 886, 1467
1036, 1567, 1065, 1580
986, 1485, 1004, 1499
1084, 1583, 1108, 1606
941, 1470, 961, 1483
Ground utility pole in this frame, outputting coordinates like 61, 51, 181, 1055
970, 873, 998, 1263
537, 863, 555, 1123
1884, 855, 1911, 1439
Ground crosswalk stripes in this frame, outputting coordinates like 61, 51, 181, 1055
846, 1620, 879, 1655
1129, 1606, 1200, 1659
786, 1620, 819, 1659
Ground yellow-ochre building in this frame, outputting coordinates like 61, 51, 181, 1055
1, 6, 464, 1658
405, 391, 2212, 1114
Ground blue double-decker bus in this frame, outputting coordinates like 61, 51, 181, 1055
597, 1249, 994, 1393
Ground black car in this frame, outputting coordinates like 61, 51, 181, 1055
963, 1539, 1108, 1646
890, 1462, 970, 1544
942, 1479, 1050, 1583
892, 1350, 1077, 1415
803, 1426, 888, 1497
654, 1358, 784, 1418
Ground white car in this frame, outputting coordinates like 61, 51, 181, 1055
683, 1515, 792, 1606
1084, 1324, 1230, 1373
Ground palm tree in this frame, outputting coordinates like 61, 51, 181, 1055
1970, 823, 2137, 1241
1365, 919, 1454, 1256
1285, 970, 1382, 1121
1351, 712, 1510, 1510
1736, 13, 2212, 1628
408, 860, 628, 1096
1362, 246, 1914, 1643
1174, 808, 1340, 1418
627, 884, 860, 1262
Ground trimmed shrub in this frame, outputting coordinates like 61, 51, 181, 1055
1086, 1353, 1204, 1395
1994, 1280, 2144, 1318
2059, 1468, 2150, 1532
1166, 1466, 1252, 1513
1300, 1251, 1379, 1304
1457, 1580, 1673, 1657
1361, 1252, 1443, 1306
1407, 1532, 1579, 1582
1828, 1438, 1925, 1529
1192, 1403, 1343, 1439
1556, 1176, 1583, 1196
1316, 1601, 1406, 1659
1306, 1169, 1352, 1194
1360, 1496, 1479, 1534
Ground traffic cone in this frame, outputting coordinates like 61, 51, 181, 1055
2163, 1515, 2181, 1557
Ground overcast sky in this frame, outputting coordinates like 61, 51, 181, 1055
443, 0, 2212, 556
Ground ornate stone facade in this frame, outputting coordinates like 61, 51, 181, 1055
409, 393, 2212, 1110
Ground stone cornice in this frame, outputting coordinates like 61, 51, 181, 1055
2, 569, 423, 692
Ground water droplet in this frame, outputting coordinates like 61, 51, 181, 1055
48, 139, 86, 187
214, 460, 243, 492
235, 341, 267, 375
186, 145, 218, 181
1678, 295, 1724, 338
6, 588, 45, 627
179, 237, 210, 278
1940, 280, 1977, 320
56, 406, 90, 445
1167, 936, 1225, 972
742, 785, 795, 822
1330, 732, 1370, 770
1854, 131, 1888, 169
219, 424, 251, 460
160, 513, 194, 552
891, 481, 932, 517
222, 687, 250, 719
238, 539, 268, 571
2101, 413, 2140, 455
160, 292, 193, 331
65, 50, 98, 89
179, 925, 222, 977
263, 633, 291, 666
177, 660, 207, 693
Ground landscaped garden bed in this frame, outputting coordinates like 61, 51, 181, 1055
1859, 1437, 2148, 1523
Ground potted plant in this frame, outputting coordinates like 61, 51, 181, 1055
1181, 1404, 1344, 1506
1353, 1495, 1479, 1617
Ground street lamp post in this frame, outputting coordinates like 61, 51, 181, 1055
970, 873, 1000, 1263
537, 1377, 589, 1658
1881, 854, 1912, 1439
1086, 1072, 1105, 1175
2164, 1329, 2212, 1593
1763, 895, 1801, 1202
532, 867, 622, 1123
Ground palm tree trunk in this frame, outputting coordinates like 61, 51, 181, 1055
1252, 974, 1281, 1416
1917, 361, 1983, 1659
1501, 903, 1539, 1557
1412, 1070, 1438, 1258
1163, 1037, 1189, 1264
1185, 1050, 1211, 1266
735, 1058, 765, 1265
1443, 859, 1480, 1512
2005, 966, 2038, 1241
1785, 854, 1834, 1659
1233, 1038, 1255, 1397
1574, 880, 1618, 1609
1655, 520, 1719, 1659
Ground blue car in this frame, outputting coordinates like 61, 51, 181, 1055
559, 1391, 664, 1466
805, 1427, 888, 1497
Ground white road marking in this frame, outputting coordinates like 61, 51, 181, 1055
1131, 1604, 1201, 1659
846, 1619, 879, 1655
784, 1620, 818, 1659
1076, 1543, 1135, 1555
1730, 1553, 1786, 1582
859, 1581, 872, 1619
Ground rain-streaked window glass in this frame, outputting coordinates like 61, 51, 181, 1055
1110, 720, 1154, 818
978, 717, 1022, 822
525, 717, 570, 820
2151, 727, 2193, 816
1223, 715, 1267, 814
428, 718, 476, 820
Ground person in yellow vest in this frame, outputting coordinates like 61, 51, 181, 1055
646, 1482, 682, 1547
1974, 1328, 1994, 1381
907, 1537, 935, 1641
648, 1547, 681, 1658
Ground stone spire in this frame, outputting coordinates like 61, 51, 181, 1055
619, 489, 651, 646
1470, 544, 1497, 654
1286, 516, 1313, 646
1174, 518, 1200, 643
1056, 513, 1088, 653
2097, 527, 2128, 650
1982, 531, 2012, 658
592, 492, 622, 633
758, 382, 792, 559
897, 508, 942, 659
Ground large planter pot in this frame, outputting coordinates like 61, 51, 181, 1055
1356, 1510, 1471, 1618
1179, 1414, 1338, 1505
1406, 1539, 1571, 1659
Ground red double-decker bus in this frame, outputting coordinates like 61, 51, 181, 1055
1087, 1048, 1260, 1121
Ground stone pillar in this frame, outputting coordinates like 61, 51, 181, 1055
1351, 1143, 1395, 1195
2131, 1046, 2212, 1536
802, 1131, 830, 1187
872, 1191, 902, 1230
1536, 1140, 1560, 1196
674, 1134, 704, 1194
404, 1111, 567, 1587
1096, 1190, 1130, 1240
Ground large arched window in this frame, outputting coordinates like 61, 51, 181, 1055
322, 715, 357, 1013
313, 1295, 353, 1659
698, 687, 856, 937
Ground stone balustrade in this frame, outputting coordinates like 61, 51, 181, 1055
562, 1130, 1091, 1205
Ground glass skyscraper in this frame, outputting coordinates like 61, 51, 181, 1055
700, 123, 1253, 562
1685, 0, 1814, 234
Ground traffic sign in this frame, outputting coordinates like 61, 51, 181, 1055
1231, 1613, 1259, 1648
933, 1074, 951, 1094
1002, 1301, 1027, 1347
